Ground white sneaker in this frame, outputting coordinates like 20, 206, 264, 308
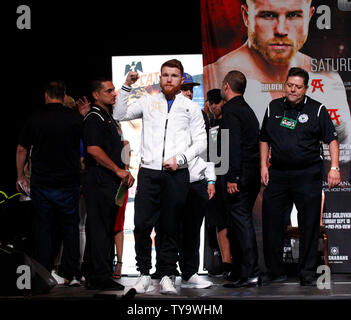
133, 275, 154, 293
160, 276, 177, 295
51, 270, 65, 285
68, 276, 81, 287
181, 274, 213, 289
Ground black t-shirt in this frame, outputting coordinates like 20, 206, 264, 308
83, 105, 124, 185
209, 118, 220, 128
18, 103, 83, 188
260, 96, 338, 169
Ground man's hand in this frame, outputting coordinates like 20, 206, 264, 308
123, 172, 135, 188
16, 177, 29, 196
328, 169, 341, 189
261, 166, 269, 186
163, 157, 178, 171
77, 96, 91, 117
207, 183, 215, 200
125, 71, 140, 87
116, 169, 135, 188
227, 182, 239, 194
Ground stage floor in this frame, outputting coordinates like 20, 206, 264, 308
2, 273, 351, 300
2, 274, 351, 318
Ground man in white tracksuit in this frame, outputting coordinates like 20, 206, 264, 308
114, 59, 207, 295
178, 73, 215, 289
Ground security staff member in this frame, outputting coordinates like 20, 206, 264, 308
178, 73, 214, 289
260, 67, 341, 286
219, 70, 261, 288
82, 78, 134, 290
16, 81, 82, 285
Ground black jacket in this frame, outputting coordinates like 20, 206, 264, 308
219, 95, 260, 183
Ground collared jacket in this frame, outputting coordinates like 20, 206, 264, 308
113, 85, 207, 171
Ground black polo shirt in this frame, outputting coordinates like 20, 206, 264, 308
260, 96, 337, 169
83, 105, 124, 185
18, 103, 83, 188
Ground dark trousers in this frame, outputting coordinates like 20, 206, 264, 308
82, 168, 119, 285
179, 179, 208, 281
262, 163, 323, 279
222, 164, 261, 279
30, 184, 80, 279
134, 167, 189, 276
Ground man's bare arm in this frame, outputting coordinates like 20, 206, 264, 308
16, 145, 29, 193
327, 139, 341, 188
260, 141, 270, 186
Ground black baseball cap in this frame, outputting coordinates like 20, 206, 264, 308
206, 89, 222, 103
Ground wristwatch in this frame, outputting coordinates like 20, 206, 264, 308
176, 154, 185, 166
330, 166, 340, 172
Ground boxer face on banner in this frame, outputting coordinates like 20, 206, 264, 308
242, 0, 315, 64
159, 66, 184, 99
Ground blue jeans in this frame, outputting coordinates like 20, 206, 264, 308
30, 185, 80, 279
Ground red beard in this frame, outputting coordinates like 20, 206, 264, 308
161, 84, 181, 100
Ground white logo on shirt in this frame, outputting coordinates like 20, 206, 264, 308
298, 114, 309, 123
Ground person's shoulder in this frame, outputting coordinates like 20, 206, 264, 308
178, 93, 199, 108
305, 95, 324, 109
62, 106, 82, 117
268, 97, 285, 111
212, 45, 252, 73
26, 105, 50, 123
218, 44, 249, 65
222, 101, 233, 115
83, 107, 105, 123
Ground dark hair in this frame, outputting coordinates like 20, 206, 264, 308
89, 77, 112, 101
223, 70, 247, 94
45, 80, 66, 100
89, 77, 112, 94
286, 67, 309, 86
161, 59, 184, 76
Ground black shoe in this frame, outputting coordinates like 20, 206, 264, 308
300, 276, 317, 286
86, 278, 125, 290
223, 271, 240, 282
261, 273, 288, 284
224, 276, 261, 288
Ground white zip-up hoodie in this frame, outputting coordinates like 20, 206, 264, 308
113, 85, 207, 171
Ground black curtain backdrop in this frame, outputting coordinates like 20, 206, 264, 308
3, 1, 202, 194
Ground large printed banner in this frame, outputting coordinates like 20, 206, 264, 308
111, 54, 206, 275
201, 0, 351, 272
